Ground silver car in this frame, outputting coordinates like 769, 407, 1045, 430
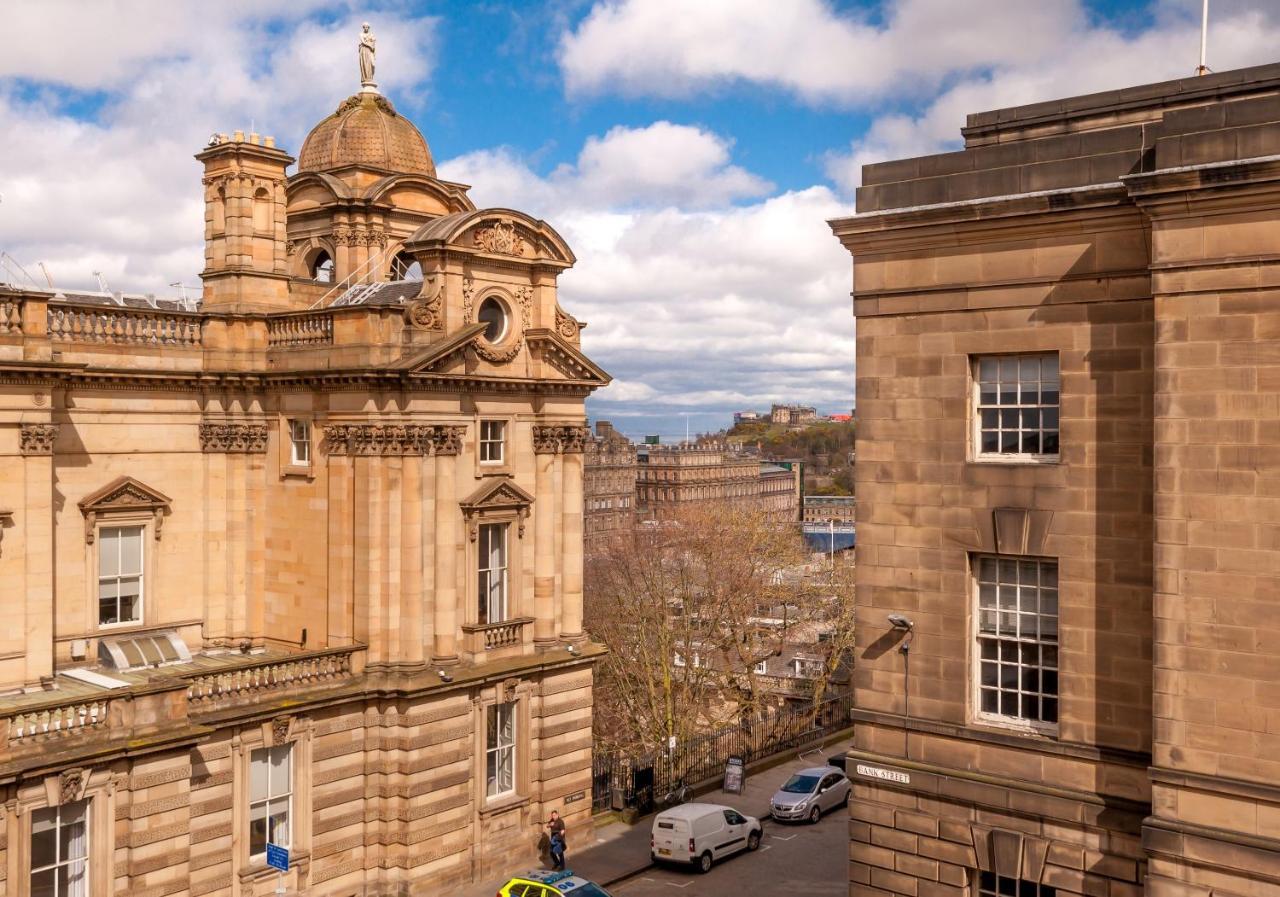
769, 766, 852, 823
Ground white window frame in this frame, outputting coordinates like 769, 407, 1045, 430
288, 419, 311, 467
31, 800, 90, 897
754, 660, 768, 675
479, 420, 506, 464
478, 522, 509, 625
97, 525, 144, 628
486, 702, 516, 799
673, 651, 685, 668
972, 353, 1060, 462
249, 744, 293, 861
972, 554, 1059, 734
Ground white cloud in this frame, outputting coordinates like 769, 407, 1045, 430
0, 7, 438, 294
560, 0, 1082, 104
446, 121, 771, 211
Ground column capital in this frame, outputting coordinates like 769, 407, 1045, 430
323, 424, 465, 456
533, 424, 589, 454
19, 423, 57, 456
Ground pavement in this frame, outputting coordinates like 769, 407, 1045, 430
464, 734, 853, 897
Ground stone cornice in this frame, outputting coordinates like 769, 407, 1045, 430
532, 424, 589, 454
322, 424, 465, 456
199, 422, 268, 453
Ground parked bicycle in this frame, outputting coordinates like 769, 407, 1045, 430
661, 777, 692, 807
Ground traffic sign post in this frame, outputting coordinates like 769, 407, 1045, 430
266, 843, 288, 896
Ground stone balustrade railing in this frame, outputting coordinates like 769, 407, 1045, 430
267, 312, 334, 347
183, 645, 359, 709
6, 696, 112, 745
463, 617, 533, 652
48, 305, 203, 346
0, 298, 22, 334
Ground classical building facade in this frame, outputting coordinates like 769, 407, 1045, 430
635, 444, 799, 522
832, 62, 1280, 897
801, 495, 856, 525
0, 46, 606, 897
583, 421, 636, 556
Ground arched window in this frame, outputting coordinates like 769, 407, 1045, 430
311, 250, 334, 283
389, 251, 422, 281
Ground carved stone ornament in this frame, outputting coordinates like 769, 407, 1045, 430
333, 225, 354, 246
555, 306, 581, 340
19, 423, 57, 455
405, 274, 444, 331
501, 678, 520, 703
0, 509, 13, 559
78, 476, 172, 544
532, 425, 590, 454
59, 769, 86, 805
323, 424, 465, 456
271, 715, 292, 746
199, 422, 269, 453
461, 277, 475, 324
473, 220, 525, 256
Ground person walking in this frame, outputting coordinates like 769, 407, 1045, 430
546, 810, 567, 871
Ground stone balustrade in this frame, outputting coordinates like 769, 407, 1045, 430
267, 311, 335, 347
47, 304, 203, 346
183, 645, 360, 709
5, 696, 112, 745
462, 617, 533, 653
0, 298, 22, 334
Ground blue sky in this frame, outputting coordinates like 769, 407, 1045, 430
2, 1, 1279, 439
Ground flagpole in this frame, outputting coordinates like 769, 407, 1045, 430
1196, 0, 1209, 75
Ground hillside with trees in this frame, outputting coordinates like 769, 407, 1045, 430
723, 419, 855, 495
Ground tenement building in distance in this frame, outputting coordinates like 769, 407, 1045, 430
582, 421, 637, 556
832, 62, 1280, 897
0, 38, 607, 897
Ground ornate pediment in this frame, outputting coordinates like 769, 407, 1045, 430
459, 477, 534, 540
526, 328, 611, 385
78, 476, 172, 544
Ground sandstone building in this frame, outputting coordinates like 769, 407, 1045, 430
635, 444, 800, 522
0, 46, 606, 897
832, 62, 1280, 897
582, 421, 636, 557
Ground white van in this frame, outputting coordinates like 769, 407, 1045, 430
649, 803, 762, 873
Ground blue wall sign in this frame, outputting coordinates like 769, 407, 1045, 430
266, 843, 289, 872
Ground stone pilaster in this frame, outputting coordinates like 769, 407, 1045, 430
533, 449, 557, 648
20, 423, 55, 686
432, 449, 459, 666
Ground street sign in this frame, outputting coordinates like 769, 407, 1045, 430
266, 843, 289, 872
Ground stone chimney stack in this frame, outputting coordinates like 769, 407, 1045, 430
196, 133, 295, 312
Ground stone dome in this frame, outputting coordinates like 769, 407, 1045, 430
298, 92, 436, 177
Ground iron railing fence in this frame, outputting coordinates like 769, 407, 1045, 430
591, 692, 853, 814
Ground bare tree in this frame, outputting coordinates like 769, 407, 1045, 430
585, 502, 849, 755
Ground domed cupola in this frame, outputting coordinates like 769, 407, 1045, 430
298, 92, 436, 177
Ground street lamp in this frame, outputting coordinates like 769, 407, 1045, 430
887, 613, 914, 759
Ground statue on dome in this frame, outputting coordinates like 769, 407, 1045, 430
359, 22, 377, 90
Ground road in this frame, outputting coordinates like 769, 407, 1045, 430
610, 807, 846, 897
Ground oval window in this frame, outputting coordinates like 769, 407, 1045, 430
477, 296, 508, 343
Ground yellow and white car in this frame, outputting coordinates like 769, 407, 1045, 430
496, 869, 614, 897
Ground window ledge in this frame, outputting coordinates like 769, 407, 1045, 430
281, 465, 314, 480
479, 793, 529, 818
970, 715, 1059, 740
968, 455, 1061, 467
